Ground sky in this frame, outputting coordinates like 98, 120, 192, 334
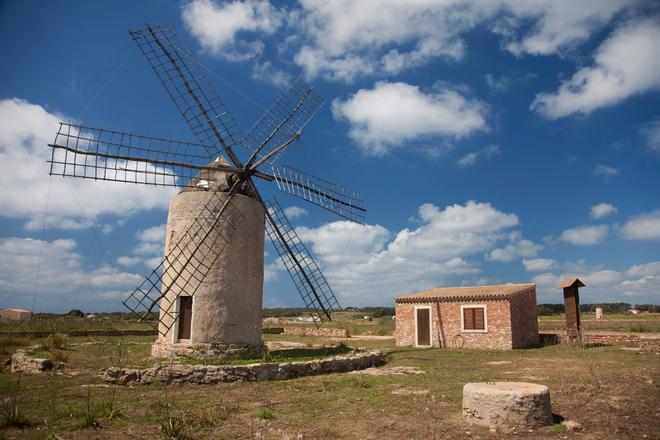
0, 0, 659, 312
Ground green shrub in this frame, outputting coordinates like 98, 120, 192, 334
0, 378, 31, 428
76, 389, 100, 429
46, 333, 69, 350
630, 325, 650, 333
256, 408, 274, 420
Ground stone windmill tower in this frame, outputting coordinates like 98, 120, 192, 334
47, 24, 365, 357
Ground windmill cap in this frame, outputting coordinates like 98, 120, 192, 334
556, 278, 585, 289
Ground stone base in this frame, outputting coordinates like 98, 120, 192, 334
463, 382, 552, 429
151, 338, 264, 361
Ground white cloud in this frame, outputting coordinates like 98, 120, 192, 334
560, 224, 608, 245
181, 0, 284, 61
289, 0, 631, 82
251, 61, 292, 87
640, 117, 660, 154
0, 98, 175, 230
621, 210, 660, 240
486, 231, 542, 262
457, 144, 500, 167
283, 206, 308, 220
532, 17, 660, 119
523, 258, 557, 272
116, 256, 142, 267
0, 237, 141, 312
593, 164, 619, 177
533, 260, 660, 304
495, 0, 630, 56
136, 224, 167, 243
332, 81, 487, 156
116, 223, 167, 267
590, 203, 618, 219
293, 201, 519, 305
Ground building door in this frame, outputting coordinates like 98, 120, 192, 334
177, 296, 192, 340
416, 308, 431, 346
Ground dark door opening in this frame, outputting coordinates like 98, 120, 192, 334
416, 308, 430, 346
177, 296, 192, 340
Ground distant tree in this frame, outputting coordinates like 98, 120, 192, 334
537, 304, 564, 315
634, 304, 660, 313
66, 309, 84, 317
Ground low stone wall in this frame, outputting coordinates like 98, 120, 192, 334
282, 326, 349, 338
540, 332, 660, 351
100, 350, 382, 385
0, 329, 156, 338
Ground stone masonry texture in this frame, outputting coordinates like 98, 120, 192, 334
394, 288, 539, 350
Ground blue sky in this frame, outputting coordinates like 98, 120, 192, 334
0, 0, 659, 312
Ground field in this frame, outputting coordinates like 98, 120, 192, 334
0, 314, 658, 439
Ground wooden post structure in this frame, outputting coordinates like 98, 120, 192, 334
556, 278, 585, 340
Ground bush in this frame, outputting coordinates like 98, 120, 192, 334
51, 348, 69, 363
67, 309, 85, 318
46, 333, 69, 350
256, 408, 275, 420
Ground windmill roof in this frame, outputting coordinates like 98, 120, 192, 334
395, 283, 535, 303
556, 278, 585, 289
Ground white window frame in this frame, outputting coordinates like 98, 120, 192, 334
172, 295, 195, 344
460, 304, 488, 333
414, 305, 433, 347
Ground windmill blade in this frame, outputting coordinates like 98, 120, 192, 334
48, 123, 241, 188
129, 24, 244, 167
270, 164, 366, 223
123, 185, 244, 335
264, 197, 341, 324
242, 77, 323, 169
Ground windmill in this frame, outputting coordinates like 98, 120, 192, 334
46, 24, 365, 355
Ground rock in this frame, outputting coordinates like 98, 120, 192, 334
11, 351, 53, 374
463, 382, 553, 429
562, 420, 582, 431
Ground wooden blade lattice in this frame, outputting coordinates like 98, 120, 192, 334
265, 197, 340, 324
130, 24, 244, 165
47, 123, 238, 188
123, 190, 244, 335
271, 164, 366, 223
242, 77, 323, 167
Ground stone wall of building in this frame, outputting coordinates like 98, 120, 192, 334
509, 290, 540, 348
100, 350, 383, 385
395, 300, 514, 350
282, 326, 349, 338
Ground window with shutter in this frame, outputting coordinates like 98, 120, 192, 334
461, 305, 487, 332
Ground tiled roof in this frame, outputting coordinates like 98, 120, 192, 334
395, 283, 535, 303
556, 278, 585, 289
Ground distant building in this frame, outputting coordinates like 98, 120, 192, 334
394, 283, 539, 350
0, 308, 32, 321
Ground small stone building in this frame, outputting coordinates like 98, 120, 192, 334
394, 283, 539, 350
0, 308, 32, 321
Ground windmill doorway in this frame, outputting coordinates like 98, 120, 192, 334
177, 296, 193, 341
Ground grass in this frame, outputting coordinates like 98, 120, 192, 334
0, 315, 153, 333
75, 388, 101, 429
255, 408, 275, 420
0, 312, 657, 439
0, 377, 31, 429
